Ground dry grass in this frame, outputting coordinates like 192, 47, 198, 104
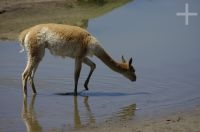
0, 0, 132, 40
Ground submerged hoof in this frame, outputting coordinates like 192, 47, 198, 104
84, 84, 89, 91
74, 92, 78, 96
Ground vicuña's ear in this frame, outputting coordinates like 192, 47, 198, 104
122, 55, 126, 63
129, 58, 133, 66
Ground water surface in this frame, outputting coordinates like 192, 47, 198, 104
1, 0, 200, 131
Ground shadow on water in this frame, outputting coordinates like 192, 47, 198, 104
21, 95, 137, 131
55, 91, 150, 97
80, 91, 150, 97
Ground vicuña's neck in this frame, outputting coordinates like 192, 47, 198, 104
94, 45, 128, 73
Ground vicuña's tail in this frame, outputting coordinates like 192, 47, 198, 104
18, 28, 29, 53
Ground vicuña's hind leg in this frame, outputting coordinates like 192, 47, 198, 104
22, 58, 35, 96
22, 48, 44, 96
28, 61, 40, 94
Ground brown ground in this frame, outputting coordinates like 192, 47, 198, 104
75, 106, 200, 132
0, 0, 131, 40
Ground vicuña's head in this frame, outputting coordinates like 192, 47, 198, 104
121, 56, 137, 82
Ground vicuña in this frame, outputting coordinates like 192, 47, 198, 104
19, 23, 136, 96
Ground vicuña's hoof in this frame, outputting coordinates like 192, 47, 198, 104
84, 84, 89, 90
74, 93, 78, 96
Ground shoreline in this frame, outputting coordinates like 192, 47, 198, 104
0, 0, 132, 40
73, 106, 200, 132
131, 106, 200, 132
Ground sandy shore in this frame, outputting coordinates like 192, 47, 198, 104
74, 106, 200, 132
0, 0, 131, 40
131, 107, 200, 132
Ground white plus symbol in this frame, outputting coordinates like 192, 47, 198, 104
176, 3, 198, 25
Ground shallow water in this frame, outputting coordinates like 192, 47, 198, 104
1, 0, 200, 131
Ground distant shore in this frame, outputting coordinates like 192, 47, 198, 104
0, 0, 131, 40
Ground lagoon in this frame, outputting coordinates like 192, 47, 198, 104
0, 0, 200, 131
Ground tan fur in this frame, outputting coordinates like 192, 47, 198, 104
18, 28, 30, 52
23, 24, 96, 57
19, 23, 136, 96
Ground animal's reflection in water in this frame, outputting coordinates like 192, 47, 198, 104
73, 96, 96, 128
21, 95, 136, 131
21, 95, 42, 132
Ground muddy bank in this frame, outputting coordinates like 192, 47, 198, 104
0, 0, 132, 40
75, 106, 200, 132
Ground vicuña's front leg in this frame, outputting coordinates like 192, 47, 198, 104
83, 57, 96, 90
74, 58, 82, 96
